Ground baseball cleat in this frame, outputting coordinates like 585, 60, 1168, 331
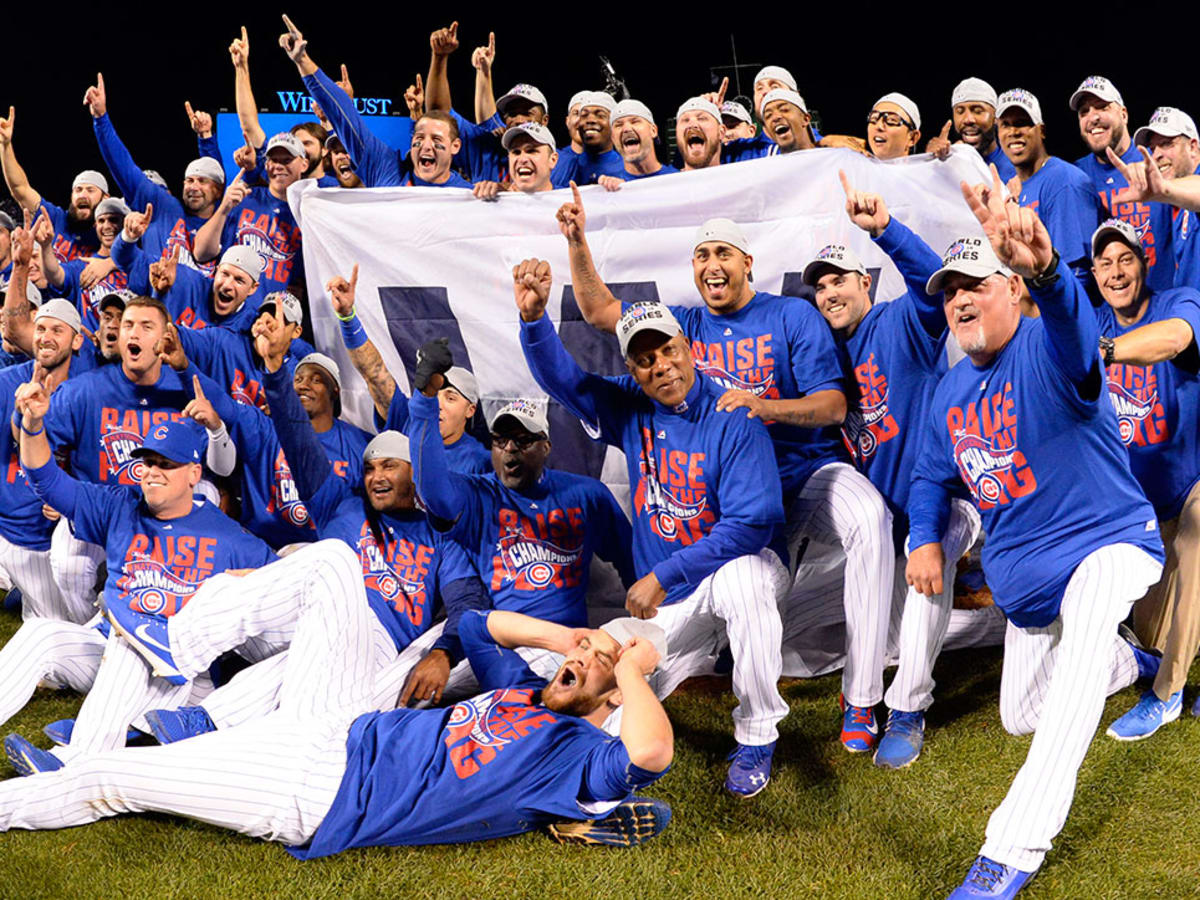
873, 709, 925, 769
2, 587, 23, 612
144, 706, 217, 744
948, 855, 1035, 898
4, 733, 64, 776
43, 719, 142, 747
839, 694, 879, 753
106, 606, 186, 685
547, 796, 671, 847
1119, 623, 1162, 681
724, 740, 775, 798
1106, 688, 1182, 741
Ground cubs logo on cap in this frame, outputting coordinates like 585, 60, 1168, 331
1091, 218, 1145, 260
489, 398, 550, 437
926, 236, 1013, 294
616, 302, 683, 358
1069, 75, 1124, 112
802, 244, 867, 286
1134, 106, 1200, 147
996, 89, 1043, 126
130, 420, 205, 466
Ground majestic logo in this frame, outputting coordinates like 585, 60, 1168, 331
119, 558, 202, 617
442, 688, 556, 779
952, 430, 1018, 504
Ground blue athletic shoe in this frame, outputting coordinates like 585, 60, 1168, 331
2, 587, 22, 612
144, 706, 216, 744
105, 605, 185, 684
4, 733, 64, 777
1106, 688, 1182, 741
948, 856, 1035, 898
839, 694, 879, 753
1119, 623, 1162, 681
873, 709, 925, 769
1192, 693, 1200, 718
547, 796, 672, 846
43, 719, 144, 747
725, 740, 775, 797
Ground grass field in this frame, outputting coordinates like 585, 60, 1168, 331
0, 606, 1198, 900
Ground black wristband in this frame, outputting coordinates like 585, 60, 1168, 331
1027, 248, 1062, 291
1099, 336, 1116, 366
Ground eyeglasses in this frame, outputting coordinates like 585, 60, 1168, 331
490, 433, 543, 451
867, 111, 914, 129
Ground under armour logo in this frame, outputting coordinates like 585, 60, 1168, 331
750, 773, 766, 786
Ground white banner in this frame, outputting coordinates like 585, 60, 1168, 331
290, 146, 992, 484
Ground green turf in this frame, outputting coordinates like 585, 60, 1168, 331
0, 606, 1197, 900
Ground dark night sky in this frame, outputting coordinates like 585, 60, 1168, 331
4, 2, 1195, 210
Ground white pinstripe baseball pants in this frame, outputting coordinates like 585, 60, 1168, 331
0, 541, 380, 842
0, 536, 72, 623
884, 499, 982, 712
981, 543, 1163, 872
48, 521, 105, 626
0, 618, 106, 730
788, 462, 894, 707
647, 549, 790, 746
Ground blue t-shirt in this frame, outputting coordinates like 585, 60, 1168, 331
0, 361, 57, 550
38, 200, 99, 263
983, 143, 1017, 185
218, 187, 303, 294
157, 259, 263, 332
612, 163, 680, 181
57, 257, 130, 332
909, 263, 1163, 627
43, 363, 191, 486
522, 316, 786, 603
316, 418, 373, 486
176, 325, 313, 415
399, 170, 474, 189
1075, 145, 1175, 292
291, 610, 663, 859
1095, 287, 1200, 519
572, 148, 626, 185
1015, 156, 1103, 269
656, 291, 847, 499
1172, 165, 1200, 291
383, 386, 491, 475
409, 391, 634, 626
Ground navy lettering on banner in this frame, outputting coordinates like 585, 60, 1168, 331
551, 282, 660, 478
781, 267, 881, 303
378, 286, 476, 386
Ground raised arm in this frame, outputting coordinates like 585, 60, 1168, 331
1109, 145, 1200, 213
408, 355, 473, 524
32, 211, 63, 288
471, 32, 497, 123
326, 265, 399, 419
229, 26, 266, 150
0, 107, 42, 212
85, 73, 157, 209
424, 21, 458, 112
194, 170, 247, 262
613, 638, 673, 773
16, 370, 81, 519
2, 221, 37, 353
556, 183, 622, 332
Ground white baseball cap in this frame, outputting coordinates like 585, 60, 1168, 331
489, 398, 550, 436
443, 366, 480, 405
802, 244, 868, 286
567, 90, 591, 113
297, 351, 341, 388
143, 169, 168, 188
25, 281, 42, 306
754, 66, 797, 91
265, 132, 307, 160
616, 302, 683, 358
1134, 107, 1200, 147
694, 217, 751, 255
996, 89, 1043, 126
1091, 218, 1144, 259
760, 89, 808, 116
577, 91, 616, 115
496, 83, 549, 119
72, 170, 109, 194
364, 430, 410, 463
926, 236, 1013, 294
611, 99, 655, 127
721, 101, 753, 125
951, 77, 998, 110
219, 245, 263, 283
599, 617, 668, 665
34, 298, 82, 333
676, 97, 721, 124
185, 157, 226, 184
874, 92, 921, 130
0, 211, 14, 232
263, 290, 304, 326
1069, 75, 1125, 112
501, 122, 556, 150
94, 198, 130, 219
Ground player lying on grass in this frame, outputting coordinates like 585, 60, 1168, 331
0, 542, 674, 854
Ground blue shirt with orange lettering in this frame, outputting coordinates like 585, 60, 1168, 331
982, 143, 1017, 185
58, 256, 139, 332
155, 259, 263, 332
1095, 287, 1200, 519
382, 386, 491, 475
0, 361, 57, 550
217, 187, 303, 294
522, 315, 786, 602
176, 325, 314, 416
291, 610, 663, 858
37, 200, 99, 263
26, 457, 273, 619
637, 292, 847, 501
840, 219, 948, 516
43, 363, 191, 486
409, 390, 635, 626
1015, 157, 1103, 272
1172, 164, 1200, 290
909, 260, 1163, 627
1075, 145, 1175, 292
315, 419, 373, 488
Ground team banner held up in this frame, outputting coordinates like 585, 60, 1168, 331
290, 146, 993, 487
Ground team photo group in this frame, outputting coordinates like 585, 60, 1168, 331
0, 13, 1198, 898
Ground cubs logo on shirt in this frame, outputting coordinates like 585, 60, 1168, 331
101, 428, 147, 484
120, 558, 203, 617
632, 427, 715, 544
265, 448, 311, 528
117, 533, 220, 617
489, 506, 585, 591
846, 352, 899, 461
946, 380, 1038, 509
356, 527, 434, 626
442, 688, 556, 779
1106, 365, 1166, 446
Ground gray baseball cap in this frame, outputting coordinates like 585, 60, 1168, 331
802, 244, 868, 286
1091, 218, 1144, 259
443, 366, 479, 405
0, 211, 16, 232
185, 157, 226, 184
94, 198, 130, 219
599, 617, 668, 667
489, 398, 549, 437
364, 430, 410, 463
35, 298, 82, 333
72, 170, 109, 194
219, 245, 263, 283
616, 302, 683, 358
501, 122, 556, 150
263, 290, 304, 326
297, 352, 340, 389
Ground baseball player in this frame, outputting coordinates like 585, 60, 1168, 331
1070, 76, 1175, 292
1088, 218, 1200, 737
867, 93, 922, 160
0, 541, 673, 854
909, 169, 1164, 896
34, 198, 133, 332
557, 188, 896, 754
925, 77, 1017, 184
800, 172, 999, 768
675, 98, 724, 172
4, 407, 275, 773
330, 265, 491, 474
516, 263, 791, 797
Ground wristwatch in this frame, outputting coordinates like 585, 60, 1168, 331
1026, 248, 1062, 291
1099, 336, 1116, 366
